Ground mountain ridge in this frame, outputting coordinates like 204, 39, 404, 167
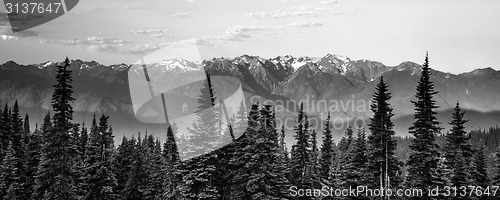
2, 54, 500, 141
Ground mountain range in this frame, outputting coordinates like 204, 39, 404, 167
1, 54, 500, 143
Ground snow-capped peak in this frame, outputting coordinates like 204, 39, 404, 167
154, 58, 201, 72
38, 61, 54, 69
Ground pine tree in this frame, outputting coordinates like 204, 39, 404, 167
309, 129, 320, 188
320, 112, 335, 185
82, 114, 118, 200
23, 114, 30, 137
226, 103, 260, 199
367, 77, 402, 191
233, 100, 248, 136
25, 120, 42, 198
337, 127, 354, 187
186, 72, 224, 159
290, 103, 311, 188
0, 142, 23, 199
443, 102, 473, 189
122, 134, 148, 200
244, 104, 289, 199
113, 136, 135, 197
0, 103, 12, 160
471, 148, 489, 188
143, 136, 164, 200
163, 125, 181, 199
34, 57, 78, 200
345, 128, 369, 188
405, 53, 443, 199
493, 146, 500, 185
79, 123, 88, 160
9, 101, 28, 199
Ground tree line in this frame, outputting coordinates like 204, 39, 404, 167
1, 55, 500, 199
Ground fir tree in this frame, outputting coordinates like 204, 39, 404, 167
345, 128, 369, 188
143, 136, 164, 200
337, 127, 354, 187
443, 102, 472, 188
226, 103, 260, 199
122, 134, 148, 200
493, 146, 500, 185
470, 148, 489, 188
290, 103, 311, 188
309, 129, 321, 188
320, 112, 335, 184
186, 72, 223, 159
233, 100, 248, 136
113, 136, 135, 197
23, 114, 30, 137
163, 125, 181, 199
405, 53, 443, 199
82, 114, 118, 200
0, 103, 12, 159
0, 142, 23, 199
25, 123, 42, 198
34, 57, 78, 200
79, 123, 88, 160
367, 77, 402, 190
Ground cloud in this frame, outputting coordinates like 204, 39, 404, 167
289, 22, 324, 28
132, 29, 169, 38
282, 0, 303, 2
185, 0, 195, 3
171, 13, 191, 18
1, 34, 18, 40
199, 26, 267, 45
39, 37, 134, 53
0, 25, 39, 38
37, 26, 267, 54
291, 5, 327, 12
245, 10, 320, 19
121, 5, 141, 10
321, 0, 339, 5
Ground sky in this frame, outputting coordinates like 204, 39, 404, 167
1, 0, 499, 74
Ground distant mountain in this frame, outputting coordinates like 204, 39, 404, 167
1, 54, 500, 142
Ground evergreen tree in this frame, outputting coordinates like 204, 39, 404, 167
245, 104, 289, 199
290, 103, 310, 188
143, 135, 164, 200
186, 72, 224, 159
309, 129, 320, 188
345, 128, 368, 188
34, 57, 79, 200
493, 146, 500, 185
470, 148, 489, 188
122, 135, 148, 200
320, 112, 335, 185
0, 103, 12, 159
367, 77, 402, 190
226, 103, 260, 199
113, 136, 135, 198
82, 114, 118, 200
25, 122, 42, 199
405, 53, 443, 199
443, 102, 473, 189
337, 127, 354, 187
163, 125, 181, 199
0, 142, 23, 199
233, 100, 248, 136
79, 123, 88, 160
23, 114, 30, 137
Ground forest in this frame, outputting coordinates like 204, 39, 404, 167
1, 55, 500, 200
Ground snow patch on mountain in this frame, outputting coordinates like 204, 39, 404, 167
154, 58, 201, 72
